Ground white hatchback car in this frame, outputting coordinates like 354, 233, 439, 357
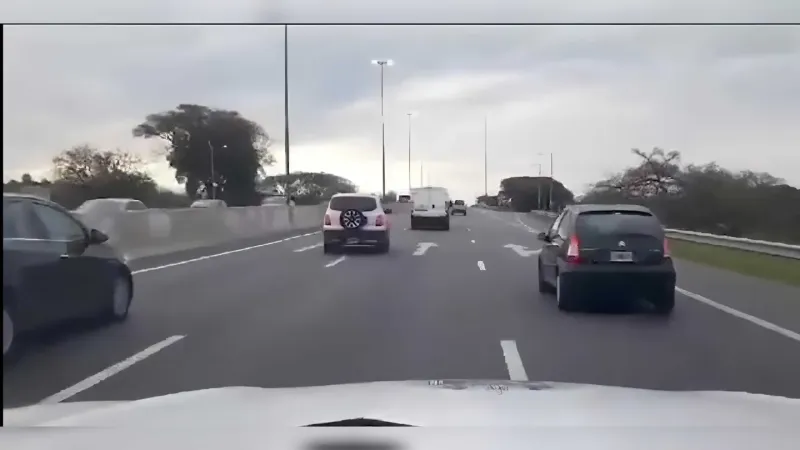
323, 193, 392, 253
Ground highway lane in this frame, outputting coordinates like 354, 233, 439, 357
4, 207, 800, 409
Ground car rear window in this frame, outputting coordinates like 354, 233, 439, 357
454, 200, 465, 205
576, 211, 664, 238
329, 196, 378, 212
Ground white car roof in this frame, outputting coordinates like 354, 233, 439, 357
331, 193, 379, 199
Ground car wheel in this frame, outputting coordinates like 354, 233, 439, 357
537, 260, 554, 294
107, 274, 132, 322
443, 219, 450, 231
653, 290, 675, 316
3, 307, 15, 358
410, 218, 417, 230
555, 273, 578, 312
377, 240, 390, 253
323, 243, 331, 254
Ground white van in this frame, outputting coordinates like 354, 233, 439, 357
410, 187, 451, 230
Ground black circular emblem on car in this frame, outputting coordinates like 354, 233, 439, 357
340, 209, 365, 229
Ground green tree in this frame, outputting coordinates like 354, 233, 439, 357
582, 147, 800, 243
50, 144, 159, 209
132, 104, 274, 206
261, 171, 357, 205
383, 190, 398, 203
500, 176, 574, 212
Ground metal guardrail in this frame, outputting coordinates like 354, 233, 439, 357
525, 210, 800, 260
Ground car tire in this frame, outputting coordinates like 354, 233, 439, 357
410, 217, 417, 230
443, 219, 450, 231
653, 290, 675, 316
555, 273, 579, 312
106, 273, 132, 322
323, 243, 331, 254
537, 260, 555, 294
3, 306, 16, 359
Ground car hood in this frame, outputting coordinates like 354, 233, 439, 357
5, 380, 800, 427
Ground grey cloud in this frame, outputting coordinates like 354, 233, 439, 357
3, 0, 799, 23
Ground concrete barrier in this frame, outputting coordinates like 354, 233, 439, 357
74, 204, 327, 261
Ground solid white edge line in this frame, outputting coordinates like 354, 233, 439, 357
477, 261, 486, 271
500, 340, 529, 381
132, 232, 320, 275
39, 335, 186, 404
676, 287, 800, 343
325, 255, 347, 268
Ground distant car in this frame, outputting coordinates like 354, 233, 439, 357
190, 199, 227, 208
3, 193, 134, 358
74, 198, 147, 216
398, 195, 411, 203
410, 187, 451, 230
323, 193, 391, 253
451, 200, 467, 216
536, 204, 675, 315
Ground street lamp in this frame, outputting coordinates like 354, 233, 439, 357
406, 111, 417, 192
207, 141, 227, 199
535, 152, 554, 210
371, 59, 394, 198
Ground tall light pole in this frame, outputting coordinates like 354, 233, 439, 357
371, 59, 394, 198
532, 163, 542, 210
549, 152, 554, 211
284, 25, 290, 176
207, 142, 227, 199
483, 116, 488, 196
407, 112, 416, 192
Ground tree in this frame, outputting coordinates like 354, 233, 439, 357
132, 104, 274, 206
49, 144, 159, 209
499, 176, 574, 212
260, 171, 357, 205
383, 190, 398, 203
582, 147, 800, 243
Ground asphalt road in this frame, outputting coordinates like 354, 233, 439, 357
4, 206, 800, 408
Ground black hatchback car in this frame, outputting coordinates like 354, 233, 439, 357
536, 204, 675, 314
3, 193, 134, 357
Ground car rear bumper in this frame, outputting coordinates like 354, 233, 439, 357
324, 229, 389, 246
411, 214, 449, 227
560, 260, 676, 302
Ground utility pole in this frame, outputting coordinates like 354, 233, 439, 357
371, 59, 393, 198
407, 112, 412, 193
549, 153, 554, 211
284, 25, 290, 176
483, 116, 488, 196
207, 141, 216, 199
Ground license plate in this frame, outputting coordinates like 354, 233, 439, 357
346, 237, 359, 244
610, 251, 633, 262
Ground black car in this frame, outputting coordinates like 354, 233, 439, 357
3, 193, 134, 357
536, 204, 675, 314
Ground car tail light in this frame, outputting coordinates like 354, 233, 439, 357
566, 235, 582, 263
663, 237, 671, 258
375, 214, 385, 227
324, 214, 331, 226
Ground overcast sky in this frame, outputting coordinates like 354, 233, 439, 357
3, 1, 799, 201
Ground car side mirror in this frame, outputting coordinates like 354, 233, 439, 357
537, 232, 550, 242
88, 228, 109, 244
384, 208, 392, 214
